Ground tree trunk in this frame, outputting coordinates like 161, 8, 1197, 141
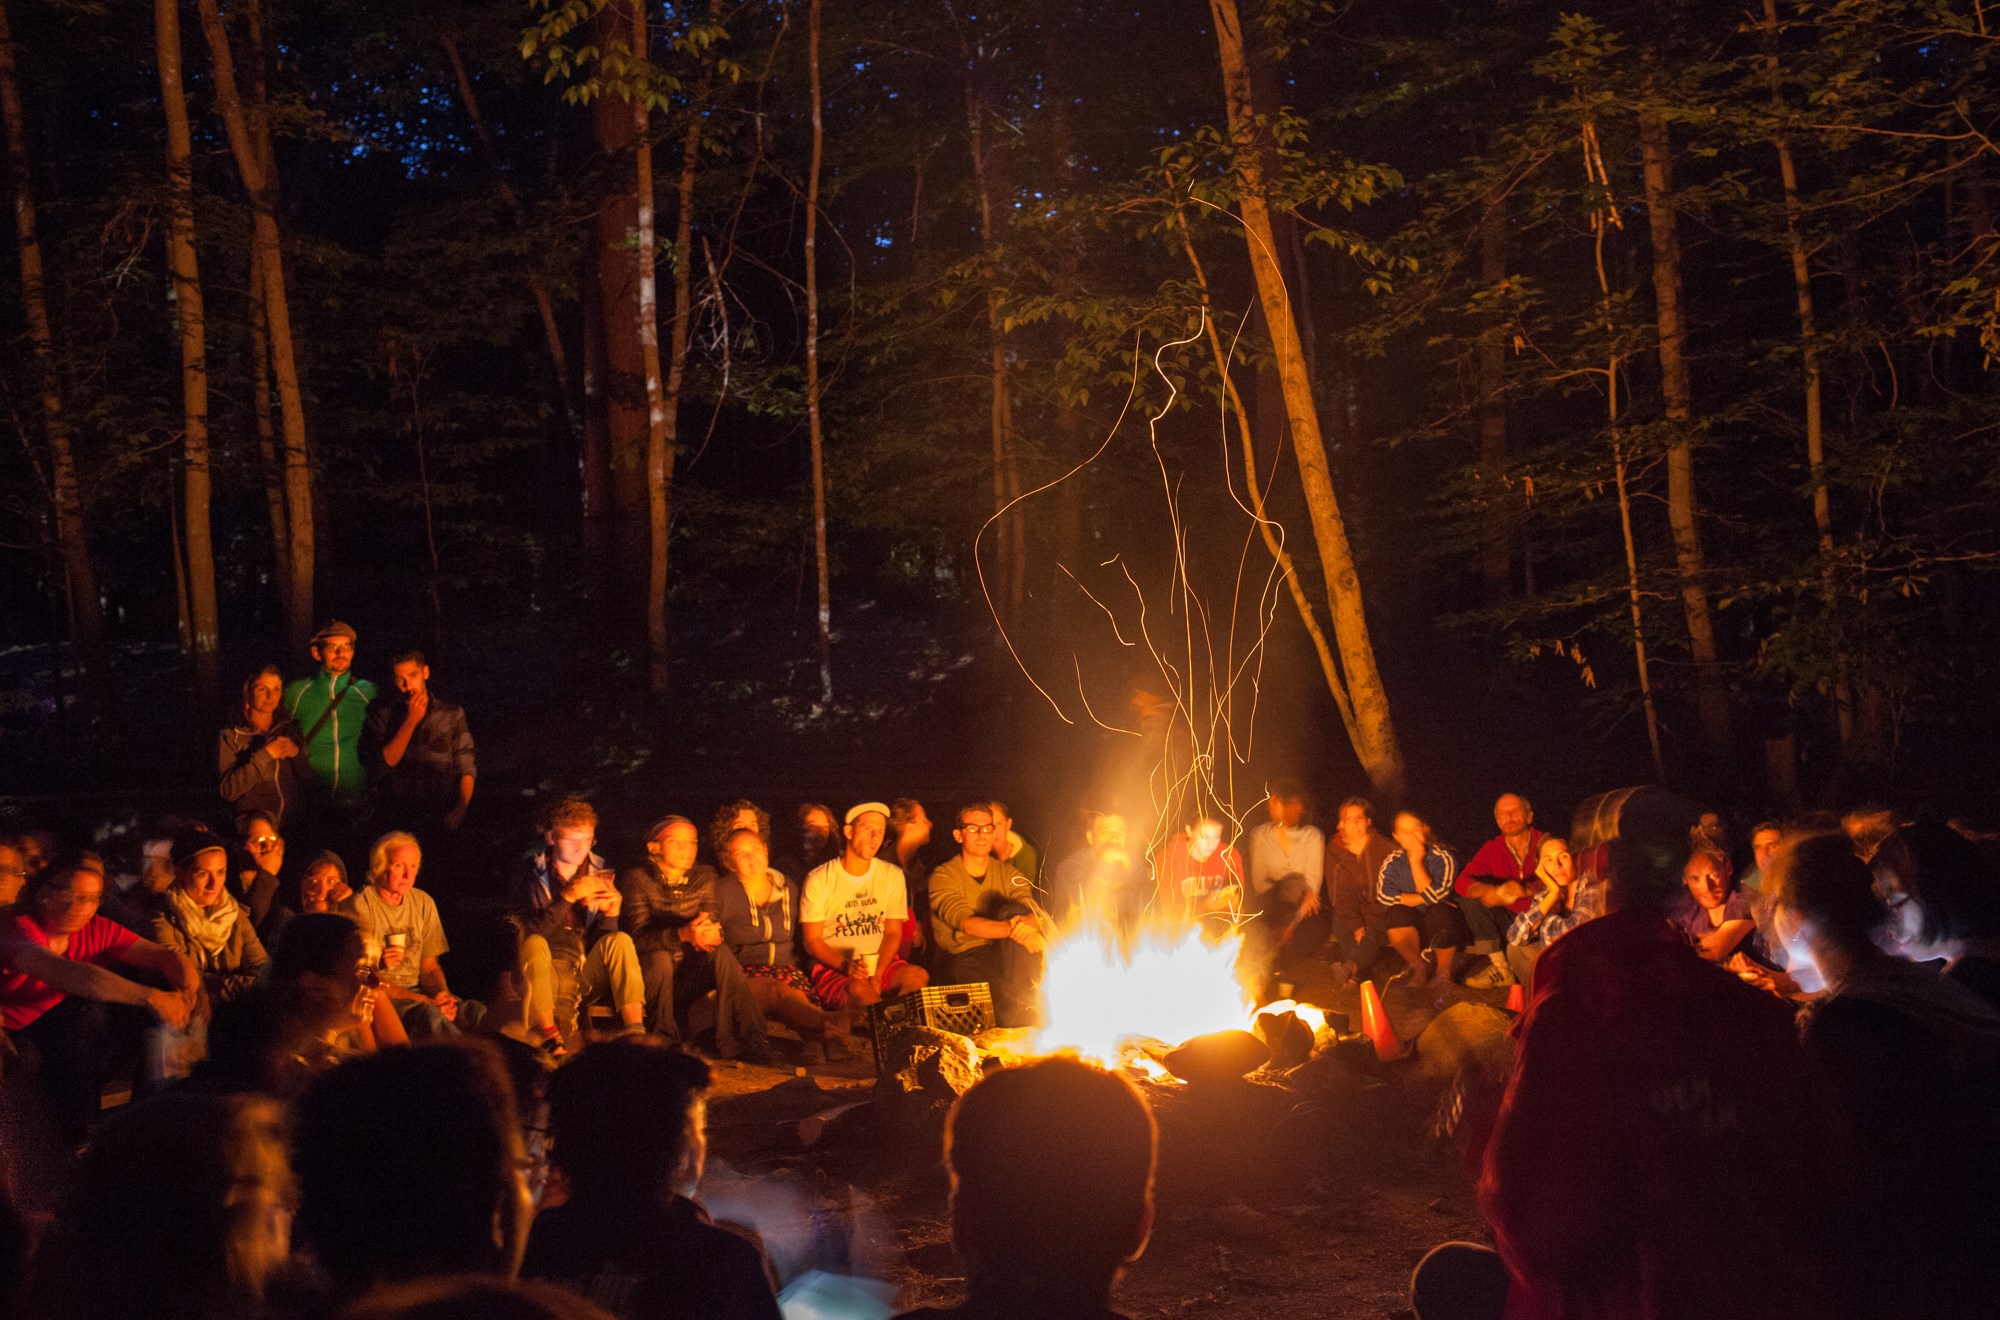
156, 0, 218, 702
804, 0, 834, 705
1207, 0, 1406, 798
593, 0, 648, 582
196, 0, 314, 652
0, 0, 108, 694
958, 28, 1023, 620
439, 31, 578, 435
248, 239, 292, 614
629, 0, 668, 695
1477, 183, 1510, 602
1638, 95, 1731, 767
1760, 0, 1852, 747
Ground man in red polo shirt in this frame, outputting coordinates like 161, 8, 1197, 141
1459, 793, 1546, 989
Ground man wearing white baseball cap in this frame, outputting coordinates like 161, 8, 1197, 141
801, 802, 928, 1014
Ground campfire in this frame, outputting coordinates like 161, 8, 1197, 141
1023, 920, 1332, 1081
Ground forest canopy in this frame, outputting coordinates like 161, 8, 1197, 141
3, 0, 1997, 817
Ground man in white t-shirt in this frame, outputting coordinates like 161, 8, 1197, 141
340, 830, 459, 1038
802, 801, 930, 1011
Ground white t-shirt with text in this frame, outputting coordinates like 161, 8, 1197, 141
801, 858, 909, 960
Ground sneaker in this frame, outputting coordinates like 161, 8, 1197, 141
1464, 962, 1517, 991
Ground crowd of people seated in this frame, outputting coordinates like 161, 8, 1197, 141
0, 626, 1996, 1317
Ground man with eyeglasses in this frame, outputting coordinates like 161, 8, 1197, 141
927, 802, 1048, 1027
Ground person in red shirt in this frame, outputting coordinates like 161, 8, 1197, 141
1456, 787, 1848, 1320
0, 860, 199, 1138
1152, 816, 1244, 928
1458, 793, 1546, 990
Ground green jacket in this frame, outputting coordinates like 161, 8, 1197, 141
282, 670, 377, 801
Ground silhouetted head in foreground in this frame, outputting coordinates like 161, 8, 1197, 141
292, 1040, 530, 1298
25, 1092, 292, 1320
945, 1057, 1157, 1312
336, 1275, 613, 1320
546, 1039, 713, 1208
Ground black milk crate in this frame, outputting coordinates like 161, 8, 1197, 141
867, 982, 996, 1071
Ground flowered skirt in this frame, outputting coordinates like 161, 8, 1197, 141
743, 962, 824, 1006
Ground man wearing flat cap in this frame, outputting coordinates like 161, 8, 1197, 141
283, 620, 377, 808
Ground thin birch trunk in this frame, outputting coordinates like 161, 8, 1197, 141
1584, 120, 1666, 783
439, 31, 578, 433
1638, 94, 1731, 766
0, 0, 108, 692
958, 29, 1023, 620
630, 0, 669, 696
1760, 0, 1852, 746
804, 0, 833, 704
1174, 207, 1359, 745
1477, 184, 1510, 602
197, 0, 314, 651
248, 239, 291, 610
156, 0, 218, 701
1207, 0, 1406, 798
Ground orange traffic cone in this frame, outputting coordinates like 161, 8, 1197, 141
1505, 982, 1526, 1014
1358, 979, 1401, 1061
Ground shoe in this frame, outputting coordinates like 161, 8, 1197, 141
1464, 962, 1517, 991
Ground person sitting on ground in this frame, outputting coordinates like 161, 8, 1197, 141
1153, 815, 1244, 928
263, 847, 355, 953
361, 649, 477, 837
522, 1040, 783, 1320
149, 826, 270, 1007
231, 809, 293, 935
1768, 830, 2000, 1320
0, 837, 27, 912
339, 831, 460, 1038
1500, 835, 1579, 990
1468, 787, 1849, 1320
292, 1041, 533, 1303
518, 797, 651, 1052
1242, 780, 1324, 994
0, 860, 199, 1141
283, 620, 378, 809
708, 800, 770, 875
195, 911, 406, 1097
19, 1092, 294, 1320
893, 1056, 1157, 1320
715, 828, 846, 1064
1740, 819, 1784, 892
97, 822, 182, 935
781, 803, 840, 883
1871, 821, 2000, 1009
1375, 811, 1463, 987
1456, 794, 1545, 990
801, 803, 928, 1014
928, 803, 1048, 1028
887, 798, 935, 968
618, 817, 773, 1063
1325, 797, 1394, 986
1666, 838, 1759, 964
1051, 810, 1140, 931
218, 663, 308, 827
989, 800, 1040, 893
337, 1277, 618, 1320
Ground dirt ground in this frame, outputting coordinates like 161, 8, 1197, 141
699, 964, 1501, 1320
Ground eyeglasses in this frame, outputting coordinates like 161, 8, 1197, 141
250, 836, 281, 848
961, 824, 997, 835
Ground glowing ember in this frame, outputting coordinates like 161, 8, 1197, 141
1032, 922, 1258, 1071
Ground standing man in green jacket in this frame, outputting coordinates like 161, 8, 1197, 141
284, 621, 377, 819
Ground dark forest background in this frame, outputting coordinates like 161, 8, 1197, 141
3, 0, 1998, 852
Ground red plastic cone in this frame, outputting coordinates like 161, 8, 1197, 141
1358, 979, 1401, 1061
1505, 982, 1526, 1014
